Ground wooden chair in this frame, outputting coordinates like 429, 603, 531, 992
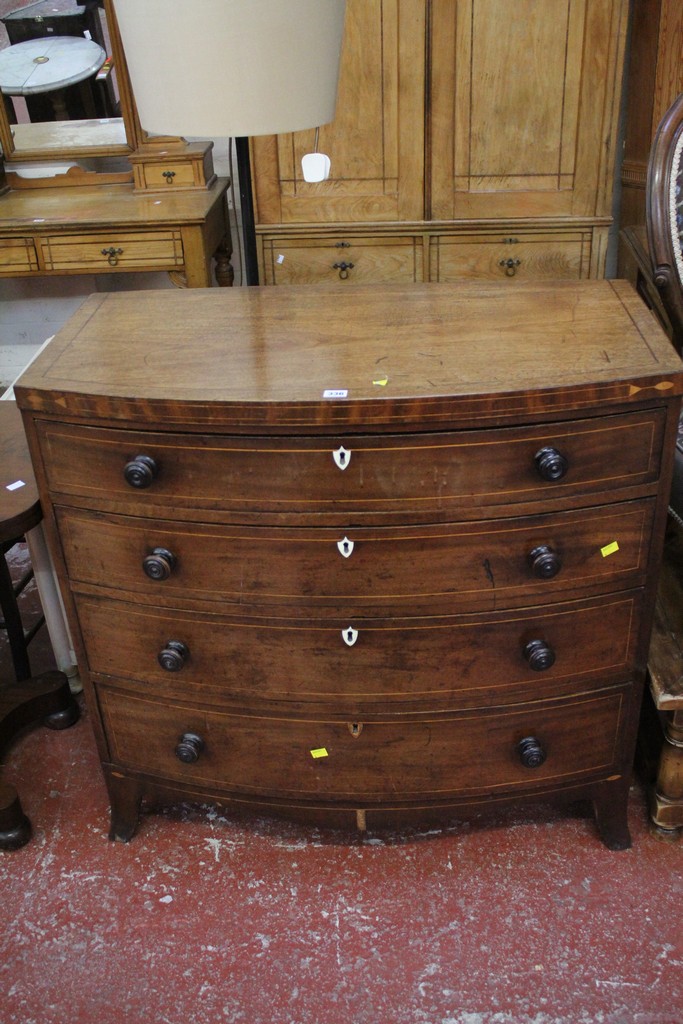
644, 91, 683, 836
0, 403, 79, 850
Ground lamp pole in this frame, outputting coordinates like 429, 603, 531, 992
235, 136, 259, 286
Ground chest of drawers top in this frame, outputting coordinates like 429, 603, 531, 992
14, 279, 683, 432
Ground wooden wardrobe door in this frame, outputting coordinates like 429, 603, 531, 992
429, 0, 628, 221
251, 0, 426, 225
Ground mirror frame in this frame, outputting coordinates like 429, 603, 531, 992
0, 0, 146, 162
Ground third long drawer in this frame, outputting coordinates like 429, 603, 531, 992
76, 590, 644, 713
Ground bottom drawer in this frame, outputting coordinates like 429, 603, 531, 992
99, 686, 629, 804
259, 234, 425, 285
430, 231, 592, 282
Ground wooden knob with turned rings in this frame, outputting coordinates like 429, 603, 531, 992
175, 732, 204, 763
124, 454, 159, 489
142, 547, 176, 581
518, 736, 547, 769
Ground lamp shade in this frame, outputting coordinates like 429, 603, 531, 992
113, 0, 346, 138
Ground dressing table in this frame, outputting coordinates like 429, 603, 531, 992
0, 0, 233, 288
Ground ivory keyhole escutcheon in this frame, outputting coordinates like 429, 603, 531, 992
342, 626, 359, 647
337, 536, 354, 558
333, 446, 351, 470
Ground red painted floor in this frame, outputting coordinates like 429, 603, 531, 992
1, 544, 682, 1024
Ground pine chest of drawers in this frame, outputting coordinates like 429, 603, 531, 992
15, 280, 683, 847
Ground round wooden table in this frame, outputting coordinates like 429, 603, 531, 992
0, 35, 105, 120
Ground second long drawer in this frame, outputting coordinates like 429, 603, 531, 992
57, 500, 655, 612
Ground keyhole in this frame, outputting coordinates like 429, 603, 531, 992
342, 626, 359, 647
337, 536, 354, 558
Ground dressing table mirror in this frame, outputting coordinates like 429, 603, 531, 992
0, 0, 233, 287
0, 0, 139, 167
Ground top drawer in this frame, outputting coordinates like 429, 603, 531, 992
35, 409, 667, 522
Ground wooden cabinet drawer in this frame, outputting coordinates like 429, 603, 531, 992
58, 501, 654, 612
0, 236, 39, 272
39, 229, 184, 272
260, 235, 425, 285
78, 592, 642, 712
37, 410, 667, 522
98, 686, 629, 801
430, 232, 592, 282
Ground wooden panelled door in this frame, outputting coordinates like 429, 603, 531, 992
251, 0, 426, 226
429, 0, 629, 221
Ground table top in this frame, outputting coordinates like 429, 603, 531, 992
0, 403, 41, 542
0, 36, 105, 96
14, 279, 683, 432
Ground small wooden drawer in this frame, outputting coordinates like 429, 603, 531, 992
98, 686, 629, 801
58, 500, 654, 612
430, 231, 592, 282
129, 142, 216, 191
260, 235, 425, 285
37, 409, 667, 521
0, 236, 39, 273
39, 230, 184, 272
78, 592, 642, 712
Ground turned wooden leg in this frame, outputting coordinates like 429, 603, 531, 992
0, 779, 31, 851
104, 768, 143, 842
214, 235, 235, 287
592, 778, 632, 850
649, 708, 683, 836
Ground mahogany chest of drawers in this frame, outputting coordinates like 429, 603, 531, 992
15, 280, 683, 847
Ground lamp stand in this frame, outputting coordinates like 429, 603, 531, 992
235, 136, 259, 286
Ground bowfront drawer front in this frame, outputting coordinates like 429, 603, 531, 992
0, 236, 39, 273
76, 592, 642, 711
39, 230, 184, 272
57, 501, 655, 611
37, 410, 666, 521
98, 687, 629, 801
260, 235, 425, 285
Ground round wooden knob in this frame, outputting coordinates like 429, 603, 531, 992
143, 547, 176, 581
534, 446, 568, 482
518, 736, 547, 769
158, 640, 189, 672
523, 638, 556, 671
175, 732, 204, 763
124, 454, 158, 489
528, 544, 562, 579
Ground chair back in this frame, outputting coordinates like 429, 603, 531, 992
647, 91, 683, 353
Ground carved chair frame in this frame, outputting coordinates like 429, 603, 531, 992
647, 91, 683, 353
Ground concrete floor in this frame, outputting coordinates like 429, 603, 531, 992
1, 543, 682, 1024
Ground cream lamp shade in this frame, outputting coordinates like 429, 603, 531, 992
112, 0, 347, 138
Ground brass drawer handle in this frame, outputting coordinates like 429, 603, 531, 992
499, 257, 521, 276
333, 260, 354, 279
101, 246, 124, 266
162, 170, 176, 183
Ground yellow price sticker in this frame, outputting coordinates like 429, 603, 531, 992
310, 747, 329, 759
601, 541, 619, 558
